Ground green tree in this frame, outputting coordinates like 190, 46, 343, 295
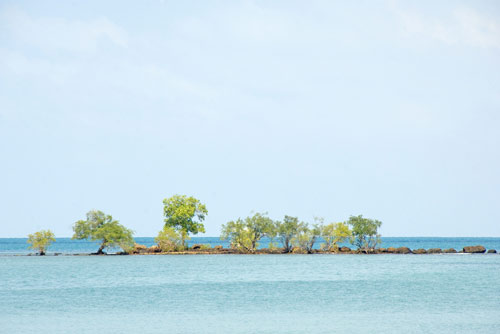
275, 215, 306, 253
72, 210, 134, 254
347, 215, 382, 252
221, 218, 252, 251
155, 226, 186, 252
221, 212, 275, 252
322, 222, 351, 251
163, 195, 208, 246
292, 223, 322, 253
27, 230, 56, 255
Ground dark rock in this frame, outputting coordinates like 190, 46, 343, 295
395, 247, 412, 254
340, 246, 351, 253
377, 248, 387, 253
427, 248, 442, 254
487, 249, 497, 253
443, 248, 457, 253
191, 244, 202, 250
463, 245, 486, 253
148, 245, 160, 253
386, 247, 397, 253
413, 248, 427, 254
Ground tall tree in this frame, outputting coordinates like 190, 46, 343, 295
27, 230, 56, 256
275, 215, 306, 253
347, 215, 382, 252
163, 195, 208, 246
72, 210, 134, 254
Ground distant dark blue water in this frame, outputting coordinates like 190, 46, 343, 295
1, 237, 499, 254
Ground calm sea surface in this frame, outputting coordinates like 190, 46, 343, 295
1, 238, 499, 333
1, 253, 499, 333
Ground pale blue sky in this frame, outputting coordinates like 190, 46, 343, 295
1, 0, 499, 237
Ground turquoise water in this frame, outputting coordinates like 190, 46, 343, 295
2, 237, 500, 254
1, 254, 499, 333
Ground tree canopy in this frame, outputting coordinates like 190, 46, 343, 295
292, 222, 322, 253
163, 195, 208, 244
322, 222, 351, 251
27, 230, 56, 255
221, 212, 275, 252
347, 215, 382, 252
276, 215, 306, 253
72, 210, 134, 254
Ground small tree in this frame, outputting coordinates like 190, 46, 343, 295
72, 210, 134, 254
244, 212, 275, 251
221, 218, 252, 251
155, 226, 186, 252
292, 223, 322, 254
275, 215, 306, 253
347, 215, 382, 252
163, 195, 208, 246
27, 230, 56, 255
221, 212, 275, 252
322, 222, 351, 251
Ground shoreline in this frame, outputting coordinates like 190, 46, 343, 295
4, 244, 497, 256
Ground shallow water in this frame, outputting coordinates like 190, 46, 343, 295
1, 254, 499, 333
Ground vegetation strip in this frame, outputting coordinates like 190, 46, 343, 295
26, 194, 497, 255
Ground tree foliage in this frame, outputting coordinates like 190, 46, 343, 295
27, 230, 56, 255
292, 223, 322, 253
347, 215, 382, 252
163, 195, 207, 244
221, 212, 275, 252
72, 210, 134, 254
155, 226, 186, 252
322, 222, 351, 251
275, 215, 306, 253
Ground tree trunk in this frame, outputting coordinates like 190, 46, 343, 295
97, 243, 106, 254
284, 238, 291, 253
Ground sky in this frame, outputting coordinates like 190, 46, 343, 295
0, 0, 499, 237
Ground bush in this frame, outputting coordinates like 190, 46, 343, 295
27, 230, 56, 255
155, 226, 186, 252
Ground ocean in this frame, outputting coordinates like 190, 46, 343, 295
1, 237, 499, 333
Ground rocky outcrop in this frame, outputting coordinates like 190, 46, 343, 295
214, 245, 223, 250
427, 248, 442, 254
463, 245, 486, 253
339, 246, 351, 253
191, 244, 202, 250
443, 248, 457, 253
132, 243, 148, 254
487, 249, 497, 254
148, 245, 160, 253
395, 247, 412, 254
377, 248, 387, 253
386, 247, 397, 253
413, 248, 427, 254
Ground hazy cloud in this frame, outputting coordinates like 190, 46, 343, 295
395, 5, 500, 48
1, 7, 128, 55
